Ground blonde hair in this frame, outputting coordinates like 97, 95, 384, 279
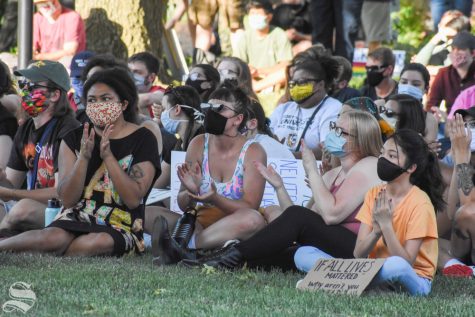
342, 110, 383, 159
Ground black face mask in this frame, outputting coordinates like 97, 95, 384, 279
204, 109, 228, 135
377, 157, 407, 182
186, 79, 208, 94
367, 70, 385, 87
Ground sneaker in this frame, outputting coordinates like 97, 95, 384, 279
442, 264, 474, 278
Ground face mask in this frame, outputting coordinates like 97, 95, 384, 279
133, 73, 151, 93
366, 70, 385, 87
161, 109, 188, 134
20, 89, 49, 117
470, 128, 475, 152
248, 15, 268, 31
380, 113, 398, 129
324, 131, 347, 157
289, 82, 315, 103
377, 157, 407, 182
38, 1, 56, 18
86, 102, 123, 128
450, 52, 469, 68
204, 109, 228, 135
398, 84, 424, 100
185, 78, 208, 94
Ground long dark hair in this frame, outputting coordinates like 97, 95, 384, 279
247, 99, 273, 137
164, 85, 204, 150
209, 81, 250, 130
83, 67, 139, 124
389, 129, 446, 212
389, 94, 426, 136
193, 64, 220, 101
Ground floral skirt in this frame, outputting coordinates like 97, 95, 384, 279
48, 207, 143, 256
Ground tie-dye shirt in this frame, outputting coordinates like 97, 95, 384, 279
199, 133, 254, 203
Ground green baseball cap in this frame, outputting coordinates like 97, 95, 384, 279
14, 60, 71, 92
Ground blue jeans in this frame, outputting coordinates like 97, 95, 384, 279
294, 246, 432, 296
431, 0, 473, 30
342, 0, 364, 61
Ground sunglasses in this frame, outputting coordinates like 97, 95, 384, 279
365, 65, 388, 72
18, 81, 55, 91
378, 105, 398, 118
201, 102, 238, 114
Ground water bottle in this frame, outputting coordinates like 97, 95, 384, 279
44, 198, 62, 227
171, 207, 197, 247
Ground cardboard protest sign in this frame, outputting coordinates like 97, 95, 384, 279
170, 151, 315, 212
297, 258, 386, 296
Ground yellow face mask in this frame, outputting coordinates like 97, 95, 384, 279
289, 82, 314, 103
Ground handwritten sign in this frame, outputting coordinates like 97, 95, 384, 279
297, 258, 386, 296
170, 151, 314, 212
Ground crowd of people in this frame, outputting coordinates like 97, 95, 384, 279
2, 0, 475, 298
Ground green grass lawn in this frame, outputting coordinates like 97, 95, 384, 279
1, 253, 475, 316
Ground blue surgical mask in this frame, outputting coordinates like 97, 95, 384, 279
324, 131, 347, 157
161, 109, 188, 134
248, 15, 268, 31
133, 73, 149, 93
398, 84, 424, 101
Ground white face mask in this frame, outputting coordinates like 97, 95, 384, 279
248, 14, 268, 31
471, 128, 475, 152
37, 1, 57, 20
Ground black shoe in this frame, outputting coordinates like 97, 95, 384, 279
152, 216, 198, 266
181, 245, 244, 270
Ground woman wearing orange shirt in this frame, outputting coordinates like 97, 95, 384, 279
295, 129, 445, 296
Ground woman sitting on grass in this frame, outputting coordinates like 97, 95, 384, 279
0, 67, 160, 256
295, 129, 445, 296
152, 83, 267, 265
182, 110, 382, 271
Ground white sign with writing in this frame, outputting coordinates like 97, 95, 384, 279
353, 48, 406, 76
170, 151, 314, 213
297, 258, 386, 296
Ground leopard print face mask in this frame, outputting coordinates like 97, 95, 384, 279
86, 102, 123, 128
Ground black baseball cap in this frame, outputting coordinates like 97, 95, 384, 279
452, 31, 475, 50
454, 107, 475, 119
14, 60, 71, 92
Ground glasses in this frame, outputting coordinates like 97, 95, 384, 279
18, 81, 54, 91
329, 121, 356, 137
365, 65, 388, 72
201, 102, 238, 114
378, 105, 398, 118
288, 78, 320, 88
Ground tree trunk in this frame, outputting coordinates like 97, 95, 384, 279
75, 0, 167, 62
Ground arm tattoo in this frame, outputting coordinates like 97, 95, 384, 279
456, 163, 474, 196
129, 165, 144, 181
